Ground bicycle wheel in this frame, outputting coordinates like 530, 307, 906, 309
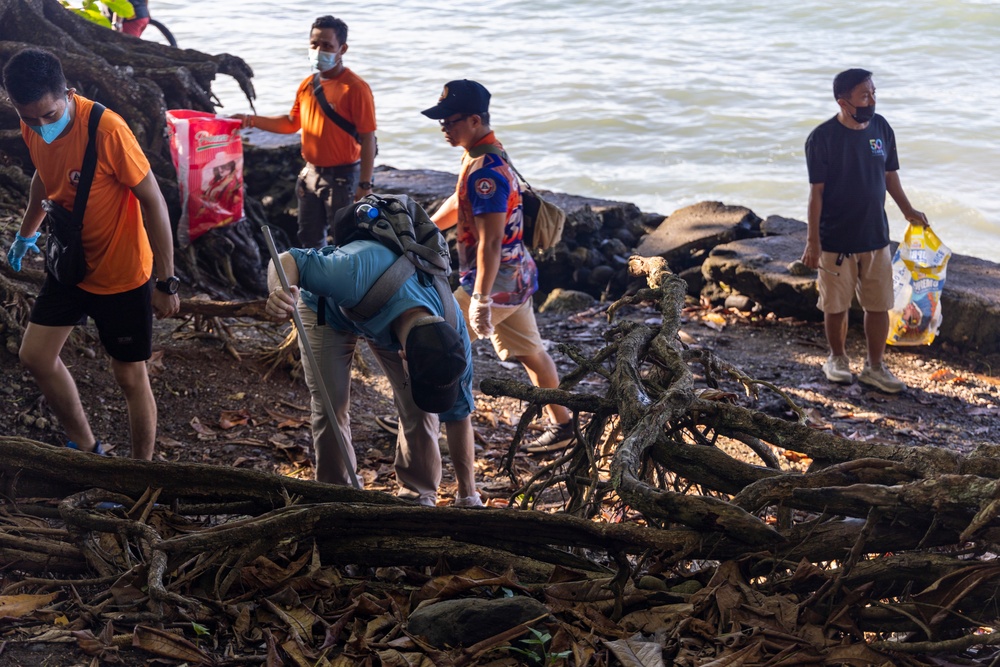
145, 18, 178, 48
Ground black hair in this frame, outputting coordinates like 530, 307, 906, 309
833, 68, 873, 100
2, 48, 67, 105
477, 111, 491, 127
312, 15, 348, 45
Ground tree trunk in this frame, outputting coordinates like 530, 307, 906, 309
0, 0, 269, 301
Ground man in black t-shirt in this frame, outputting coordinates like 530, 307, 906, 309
803, 68, 928, 394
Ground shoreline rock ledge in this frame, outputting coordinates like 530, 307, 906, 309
373, 165, 659, 301
640, 201, 1000, 356
242, 144, 999, 357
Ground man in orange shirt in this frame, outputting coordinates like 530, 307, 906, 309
3, 48, 179, 460
235, 15, 377, 248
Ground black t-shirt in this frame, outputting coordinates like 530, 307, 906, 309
805, 113, 899, 253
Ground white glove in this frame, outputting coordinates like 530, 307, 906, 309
469, 294, 494, 339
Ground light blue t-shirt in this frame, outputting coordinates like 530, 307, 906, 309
291, 240, 473, 421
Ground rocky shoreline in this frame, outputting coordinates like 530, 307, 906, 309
242, 141, 1000, 360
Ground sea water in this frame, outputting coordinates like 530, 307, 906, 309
148, 0, 1000, 261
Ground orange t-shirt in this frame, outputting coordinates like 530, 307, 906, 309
290, 68, 376, 167
23, 95, 153, 295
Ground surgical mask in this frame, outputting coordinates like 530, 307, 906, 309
26, 99, 71, 144
849, 102, 875, 124
309, 48, 339, 72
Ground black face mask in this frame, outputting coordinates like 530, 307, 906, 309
849, 102, 875, 123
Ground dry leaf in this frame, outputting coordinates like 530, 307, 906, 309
603, 634, 665, 667
145, 349, 165, 376
782, 450, 811, 463
803, 408, 830, 429
701, 312, 727, 331
189, 416, 217, 438
930, 368, 957, 383
0, 592, 59, 618
219, 409, 251, 429
620, 603, 694, 633
132, 626, 213, 663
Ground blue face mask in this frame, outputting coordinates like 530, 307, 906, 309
309, 48, 339, 72
26, 96, 72, 144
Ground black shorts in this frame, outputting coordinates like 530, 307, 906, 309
29, 276, 153, 362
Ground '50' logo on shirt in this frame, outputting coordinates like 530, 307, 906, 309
869, 139, 885, 156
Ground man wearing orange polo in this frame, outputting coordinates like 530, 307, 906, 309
3, 48, 179, 459
235, 15, 377, 248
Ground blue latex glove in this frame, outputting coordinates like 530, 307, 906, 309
7, 232, 41, 272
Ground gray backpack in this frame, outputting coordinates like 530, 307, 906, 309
332, 194, 458, 328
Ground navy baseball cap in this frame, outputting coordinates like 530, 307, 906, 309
405, 318, 467, 413
421, 80, 491, 119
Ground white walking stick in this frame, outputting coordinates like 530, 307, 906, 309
261, 226, 362, 489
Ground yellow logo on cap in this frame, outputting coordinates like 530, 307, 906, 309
439, 85, 449, 102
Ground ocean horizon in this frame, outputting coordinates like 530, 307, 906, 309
149, 0, 1000, 262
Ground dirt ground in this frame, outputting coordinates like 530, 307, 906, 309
2, 293, 997, 500
0, 290, 998, 666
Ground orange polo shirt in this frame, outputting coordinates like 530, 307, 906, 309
290, 68, 376, 168
23, 95, 153, 295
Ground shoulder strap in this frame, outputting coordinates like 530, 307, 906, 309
311, 72, 360, 144
466, 142, 534, 191
340, 256, 458, 329
72, 103, 105, 226
433, 275, 458, 328
342, 255, 415, 322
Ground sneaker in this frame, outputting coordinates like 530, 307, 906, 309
858, 362, 906, 394
399, 490, 438, 507
66, 440, 107, 455
454, 494, 484, 508
374, 415, 399, 436
524, 422, 576, 453
822, 355, 854, 384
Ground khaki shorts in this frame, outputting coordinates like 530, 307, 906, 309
455, 289, 545, 361
817, 245, 894, 313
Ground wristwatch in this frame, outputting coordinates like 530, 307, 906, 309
155, 276, 180, 295
359, 180, 374, 190
471, 292, 488, 301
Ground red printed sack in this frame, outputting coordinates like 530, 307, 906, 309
165, 110, 244, 245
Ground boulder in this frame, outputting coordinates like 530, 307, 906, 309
406, 596, 551, 649
539, 288, 595, 314
636, 201, 763, 272
701, 227, 818, 318
937, 254, 1000, 354
375, 166, 651, 302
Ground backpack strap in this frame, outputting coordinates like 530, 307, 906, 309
466, 143, 534, 191
316, 295, 326, 326
340, 255, 458, 329
434, 275, 458, 329
341, 255, 415, 322
71, 103, 105, 227
311, 72, 361, 144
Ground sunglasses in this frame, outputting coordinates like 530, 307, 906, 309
438, 115, 470, 130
